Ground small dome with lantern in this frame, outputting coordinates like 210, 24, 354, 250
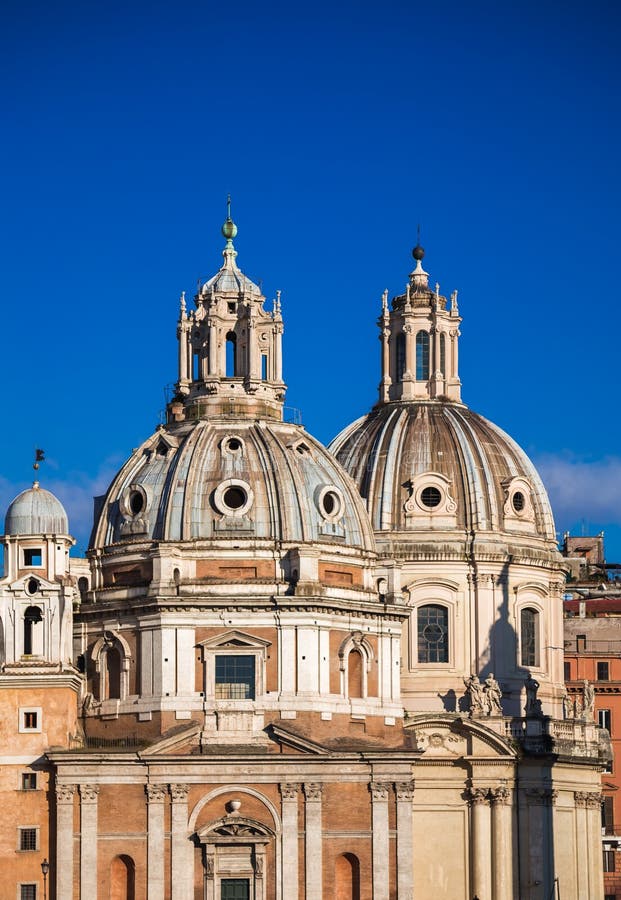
4, 483, 69, 536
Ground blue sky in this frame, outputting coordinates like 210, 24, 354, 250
1, 0, 620, 560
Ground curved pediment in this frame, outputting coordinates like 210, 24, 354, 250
404, 713, 516, 759
197, 814, 274, 843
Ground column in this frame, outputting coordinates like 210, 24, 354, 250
491, 787, 512, 900
468, 787, 492, 900
274, 322, 283, 382
585, 792, 604, 898
574, 791, 589, 897
396, 780, 415, 899
370, 782, 391, 900
146, 784, 167, 900
303, 782, 323, 900
79, 783, 99, 900
207, 318, 217, 375
280, 783, 300, 900
170, 783, 192, 900
55, 784, 76, 900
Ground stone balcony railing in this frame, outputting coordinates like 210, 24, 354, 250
498, 715, 612, 761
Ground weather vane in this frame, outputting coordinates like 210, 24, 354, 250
33, 448, 45, 472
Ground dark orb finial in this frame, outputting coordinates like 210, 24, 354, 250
412, 243, 425, 261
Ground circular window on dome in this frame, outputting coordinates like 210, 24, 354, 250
512, 491, 526, 513
315, 485, 345, 522
221, 435, 244, 456
420, 486, 442, 508
213, 479, 254, 517
130, 491, 144, 515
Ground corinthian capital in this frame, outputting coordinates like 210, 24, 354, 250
79, 783, 100, 802
370, 781, 391, 801
56, 784, 76, 803
395, 780, 415, 801
169, 783, 189, 802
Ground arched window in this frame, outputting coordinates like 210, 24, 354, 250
521, 608, 540, 667
335, 853, 361, 900
106, 646, 122, 699
395, 332, 406, 382
110, 855, 135, 900
416, 331, 429, 380
417, 604, 449, 663
226, 332, 237, 377
24, 606, 42, 656
439, 332, 446, 377
347, 649, 363, 699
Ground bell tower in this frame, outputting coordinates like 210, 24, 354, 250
171, 200, 285, 422
378, 243, 462, 404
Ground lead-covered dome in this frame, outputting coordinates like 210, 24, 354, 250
91, 419, 375, 552
330, 401, 556, 545
4, 483, 69, 535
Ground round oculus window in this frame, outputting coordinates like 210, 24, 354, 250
27, 578, 39, 595
420, 486, 442, 508
512, 491, 525, 513
223, 486, 246, 510
226, 438, 242, 452
129, 491, 145, 516
322, 491, 339, 516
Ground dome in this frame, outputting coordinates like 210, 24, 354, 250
91, 419, 375, 552
4, 483, 69, 535
329, 401, 556, 545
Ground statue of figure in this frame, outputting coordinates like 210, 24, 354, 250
525, 675, 542, 717
484, 673, 503, 715
574, 695, 583, 719
562, 687, 574, 720
582, 679, 595, 720
464, 674, 486, 717
82, 692, 100, 715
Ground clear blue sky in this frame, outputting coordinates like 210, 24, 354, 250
1, 0, 620, 560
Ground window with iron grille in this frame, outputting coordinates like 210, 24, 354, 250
20, 886, 37, 900
602, 796, 615, 835
221, 880, 250, 900
564, 661, 571, 681
19, 828, 37, 851
599, 709, 612, 732
215, 655, 255, 700
417, 605, 449, 663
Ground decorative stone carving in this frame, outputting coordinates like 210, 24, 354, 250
576, 791, 602, 809
582, 679, 595, 721
484, 673, 503, 715
145, 784, 168, 802
79, 783, 100, 802
466, 787, 490, 806
169, 783, 189, 802
562, 687, 574, 720
55, 784, 76, 803
395, 781, 415, 801
303, 782, 323, 801
205, 857, 214, 879
279, 783, 300, 800
370, 781, 391, 800
525, 675, 543, 717
490, 787, 511, 805
526, 788, 557, 805
254, 856, 264, 877
464, 673, 502, 716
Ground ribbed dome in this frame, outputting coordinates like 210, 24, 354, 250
91, 419, 376, 552
329, 402, 556, 543
4, 484, 69, 536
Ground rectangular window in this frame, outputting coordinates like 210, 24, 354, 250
215, 655, 255, 700
261, 354, 268, 381
19, 828, 37, 851
599, 709, 612, 732
23, 549, 42, 566
577, 634, 587, 651
603, 849, 616, 872
564, 661, 571, 680
24, 711, 38, 730
520, 608, 539, 667
21, 773, 37, 791
602, 796, 615, 834
221, 880, 250, 900
417, 604, 449, 663
598, 661, 610, 681
20, 886, 37, 900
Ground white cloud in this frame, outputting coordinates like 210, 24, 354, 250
534, 454, 621, 527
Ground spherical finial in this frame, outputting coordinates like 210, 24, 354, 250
221, 218, 238, 240
412, 244, 425, 261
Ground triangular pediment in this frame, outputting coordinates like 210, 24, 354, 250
197, 630, 271, 651
138, 721, 201, 756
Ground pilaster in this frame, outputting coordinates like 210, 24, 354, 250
280, 783, 300, 900
79, 783, 99, 900
370, 782, 391, 900
491, 787, 512, 900
170, 783, 191, 900
146, 784, 167, 900
55, 784, 76, 900
303, 782, 323, 900
396, 780, 414, 898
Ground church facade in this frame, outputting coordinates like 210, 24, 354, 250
0, 212, 610, 899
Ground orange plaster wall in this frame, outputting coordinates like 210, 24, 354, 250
98, 783, 147, 833
318, 561, 363, 587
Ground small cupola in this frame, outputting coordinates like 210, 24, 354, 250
378, 242, 462, 404
171, 200, 286, 422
